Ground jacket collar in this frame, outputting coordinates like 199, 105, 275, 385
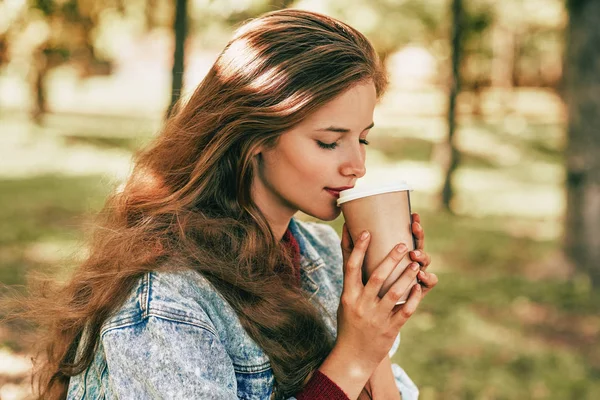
287, 217, 324, 268
287, 217, 326, 299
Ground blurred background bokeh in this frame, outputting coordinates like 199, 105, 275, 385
1, 0, 599, 399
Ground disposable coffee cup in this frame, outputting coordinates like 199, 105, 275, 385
337, 181, 417, 304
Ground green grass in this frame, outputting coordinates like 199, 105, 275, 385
0, 175, 114, 301
396, 271, 599, 399
0, 175, 112, 245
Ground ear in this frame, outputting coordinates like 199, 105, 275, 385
250, 145, 263, 170
252, 143, 266, 157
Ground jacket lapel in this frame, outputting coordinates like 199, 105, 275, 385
287, 218, 325, 300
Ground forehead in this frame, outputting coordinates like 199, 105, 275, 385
304, 81, 377, 128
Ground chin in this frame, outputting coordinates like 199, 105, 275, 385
303, 206, 342, 222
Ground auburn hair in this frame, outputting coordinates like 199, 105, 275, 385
18, 9, 388, 399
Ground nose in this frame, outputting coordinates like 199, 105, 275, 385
339, 145, 366, 178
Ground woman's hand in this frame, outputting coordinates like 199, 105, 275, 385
408, 212, 438, 297
348, 213, 438, 400
320, 223, 423, 387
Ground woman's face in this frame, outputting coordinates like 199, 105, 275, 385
252, 81, 377, 226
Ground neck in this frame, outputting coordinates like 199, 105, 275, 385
268, 216, 293, 242
251, 174, 297, 242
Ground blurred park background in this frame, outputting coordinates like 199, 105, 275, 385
0, 0, 599, 399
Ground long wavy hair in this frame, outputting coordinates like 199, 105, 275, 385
18, 9, 388, 399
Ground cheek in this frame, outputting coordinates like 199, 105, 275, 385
290, 151, 331, 182
280, 145, 327, 175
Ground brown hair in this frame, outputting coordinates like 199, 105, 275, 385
19, 8, 387, 399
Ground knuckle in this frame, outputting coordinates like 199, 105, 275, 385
354, 307, 366, 319
383, 329, 398, 341
340, 294, 353, 307
387, 287, 404, 300
400, 307, 414, 319
369, 273, 385, 286
346, 259, 359, 271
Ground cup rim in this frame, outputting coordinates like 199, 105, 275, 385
336, 181, 412, 206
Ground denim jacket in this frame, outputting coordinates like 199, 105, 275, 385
66, 217, 419, 399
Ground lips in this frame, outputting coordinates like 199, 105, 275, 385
326, 186, 354, 192
325, 186, 354, 198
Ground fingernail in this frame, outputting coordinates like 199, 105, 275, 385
413, 250, 421, 257
395, 244, 406, 253
360, 231, 369, 240
418, 270, 425, 278
410, 262, 419, 271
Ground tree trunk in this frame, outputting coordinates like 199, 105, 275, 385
440, 0, 464, 212
166, 0, 188, 119
564, 0, 600, 287
31, 46, 49, 125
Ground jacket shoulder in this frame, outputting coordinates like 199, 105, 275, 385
102, 269, 219, 335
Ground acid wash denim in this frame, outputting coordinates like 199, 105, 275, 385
66, 217, 419, 399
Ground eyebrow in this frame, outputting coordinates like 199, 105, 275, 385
316, 122, 375, 133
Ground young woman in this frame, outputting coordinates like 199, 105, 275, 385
28, 8, 437, 400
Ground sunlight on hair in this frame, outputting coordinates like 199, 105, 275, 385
217, 38, 263, 82
247, 66, 281, 91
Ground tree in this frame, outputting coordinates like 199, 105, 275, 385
439, 0, 464, 213
564, 0, 600, 287
166, 0, 188, 118
3, 0, 118, 123
165, 0, 295, 118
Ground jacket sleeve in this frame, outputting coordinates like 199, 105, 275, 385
102, 315, 239, 400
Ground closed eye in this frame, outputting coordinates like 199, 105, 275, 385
316, 138, 370, 150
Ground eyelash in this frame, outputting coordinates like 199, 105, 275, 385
317, 139, 370, 150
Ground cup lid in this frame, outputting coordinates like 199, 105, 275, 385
336, 181, 412, 206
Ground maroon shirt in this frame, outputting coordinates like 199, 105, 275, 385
281, 229, 350, 400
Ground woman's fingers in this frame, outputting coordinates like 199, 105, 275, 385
341, 223, 354, 263
342, 229, 370, 298
390, 282, 422, 327
409, 249, 431, 270
411, 213, 425, 251
412, 212, 421, 225
417, 270, 438, 296
362, 243, 409, 300
378, 261, 420, 309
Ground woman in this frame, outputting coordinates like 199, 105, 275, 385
28, 8, 437, 400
